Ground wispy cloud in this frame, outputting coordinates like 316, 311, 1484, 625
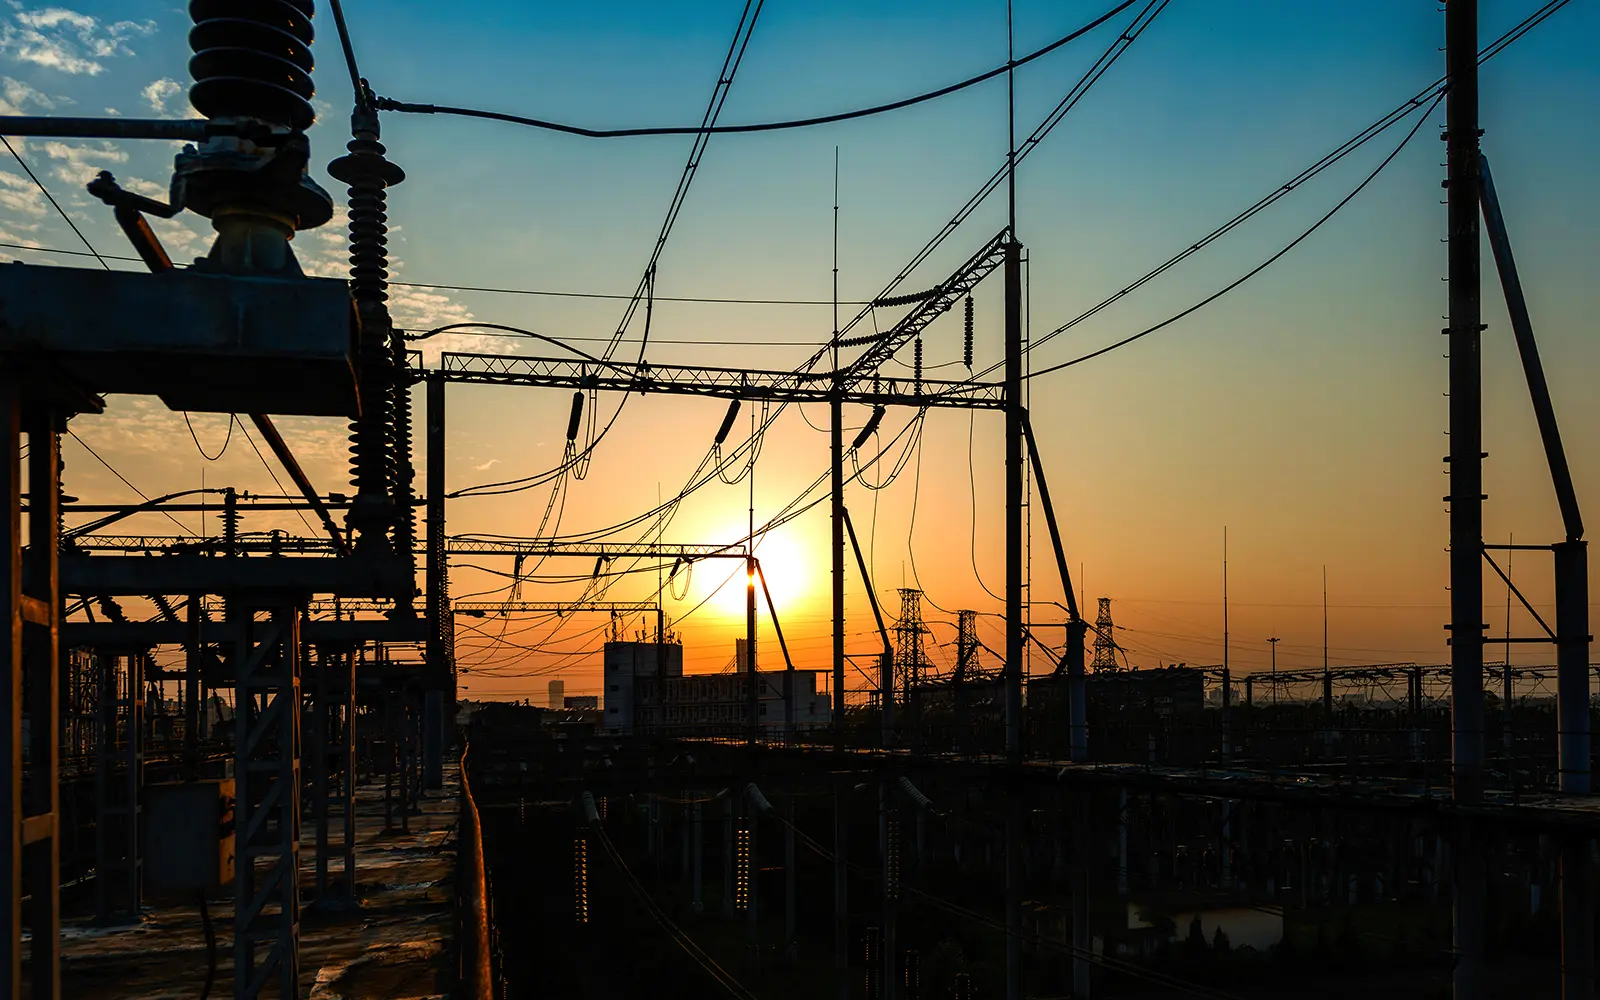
140, 76, 178, 113
473, 458, 500, 472
38, 137, 125, 186
0, 6, 155, 76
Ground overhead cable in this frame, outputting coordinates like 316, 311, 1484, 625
371, 1, 1138, 139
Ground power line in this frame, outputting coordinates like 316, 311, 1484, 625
372, 1, 1138, 139
65, 430, 196, 536
0, 241, 860, 308
236, 421, 320, 537
1018, 89, 1443, 381
981, 0, 1572, 383
1, 135, 109, 270
394, 278, 870, 306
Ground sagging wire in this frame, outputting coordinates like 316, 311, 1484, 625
184, 413, 235, 462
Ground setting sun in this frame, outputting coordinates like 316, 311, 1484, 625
708, 526, 811, 618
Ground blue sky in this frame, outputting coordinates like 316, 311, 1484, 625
6, 1, 1599, 697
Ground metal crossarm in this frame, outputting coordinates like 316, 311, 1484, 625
429, 354, 1004, 409
838, 229, 1010, 387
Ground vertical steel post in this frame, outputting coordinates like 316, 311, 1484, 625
1004, 235, 1024, 761
1554, 542, 1590, 794
835, 780, 850, 1000
184, 597, 202, 781
1555, 541, 1592, 999
20, 402, 61, 999
1005, 791, 1023, 1000
1071, 804, 1090, 998
832, 392, 845, 741
232, 599, 303, 1000
426, 372, 448, 788
0, 383, 20, 1000
1445, 2, 1484, 996
337, 649, 356, 895
723, 794, 735, 918
785, 795, 797, 962
311, 648, 330, 901
747, 552, 758, 744
1067, 620, 1088, 761
1221, 666, 1232, 761
1445, 0, 1484, 800
880, 783, 896, 1000
691, 798, 704, 914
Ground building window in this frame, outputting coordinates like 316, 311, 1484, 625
608, 707, 618, 714
609, 684, 619, 693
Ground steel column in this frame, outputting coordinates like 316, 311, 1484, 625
1445, 3, 1484, 995
832, 392, 845, 740
232, 597, 304, 1000
1004, 235, 1023, 761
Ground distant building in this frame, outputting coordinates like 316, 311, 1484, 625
564, 695, 599, 710
547, 678, 565, 710
602, 638, 830, 735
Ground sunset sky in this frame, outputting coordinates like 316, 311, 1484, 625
6, 1, 1599, 701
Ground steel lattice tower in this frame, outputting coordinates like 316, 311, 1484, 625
895, 589, 927, 700
954, 610, 979, 682
1091, 597, 1119, 672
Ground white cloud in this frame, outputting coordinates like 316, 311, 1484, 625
473, 459, 500, 472
38, 137, 125, 186
0, 168, 46, 217
140, 76, 178, 114
0, 6, 155, 76
121, 175, 165, 199
0, 74, 49, 114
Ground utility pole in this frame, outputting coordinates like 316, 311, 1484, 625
1267, 638, 1279, 706
831, 149, 846, 746
1445, 2, 1485, 998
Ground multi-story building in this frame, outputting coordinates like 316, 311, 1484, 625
601, 639, 831, 735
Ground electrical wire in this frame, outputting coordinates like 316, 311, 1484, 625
183, 413, 234, 462
1017, 89, 1444, 381
967, 0, 1572, 384
326, 0, 366, 108
236, 421, 319, 537
372, 1, 1137, 139
968, 408, 1002, 602
813, 0, 1167, 366
591, 823, 763, 1000
0, 135, 109, 271
66, 430, 197, 536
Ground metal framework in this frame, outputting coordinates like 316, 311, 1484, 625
231, 597, 304, 999
430, 354, 1003, 410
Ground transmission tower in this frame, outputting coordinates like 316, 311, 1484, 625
1091, 597, 1120, 672
895, 588, 928, 700
954, 609, 979, 682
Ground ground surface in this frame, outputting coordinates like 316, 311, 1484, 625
56, 767, 458, 999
